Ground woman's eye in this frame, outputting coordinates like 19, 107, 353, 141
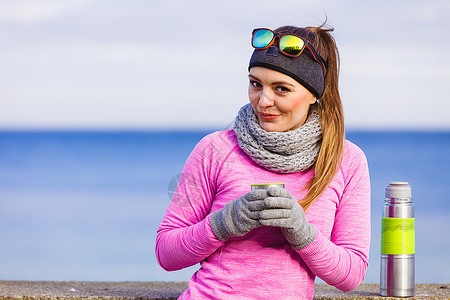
276, 86, 290, 93
250, 80, 262, 88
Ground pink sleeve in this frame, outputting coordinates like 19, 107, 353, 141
155, 134, 225, 271
297, 144, 371, 291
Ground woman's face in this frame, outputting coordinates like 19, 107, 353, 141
248, 67, 317, 132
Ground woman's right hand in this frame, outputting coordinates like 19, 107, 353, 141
210, 190, 267, 241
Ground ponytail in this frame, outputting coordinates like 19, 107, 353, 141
275, 24, 345, 211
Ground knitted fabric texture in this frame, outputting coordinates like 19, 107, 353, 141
233, 103, 322, 173
249, 45, 326, 99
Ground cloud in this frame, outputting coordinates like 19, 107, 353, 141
0, 0, 97, 24
0, 0, 449, 129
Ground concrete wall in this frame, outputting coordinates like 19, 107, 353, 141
0, 281, 448, 299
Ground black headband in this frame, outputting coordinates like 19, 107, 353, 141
248, 45, 326, 99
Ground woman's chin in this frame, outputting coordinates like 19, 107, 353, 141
258, 121, 284, 132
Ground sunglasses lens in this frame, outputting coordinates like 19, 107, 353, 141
280, 35, 305, 56
252, 29, 274, 48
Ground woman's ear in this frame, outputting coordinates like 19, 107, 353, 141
309, 94, 317, 105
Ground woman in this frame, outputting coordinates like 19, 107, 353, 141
156, 24, 370, 299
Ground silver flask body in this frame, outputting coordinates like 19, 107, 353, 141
380, 182, 415, 297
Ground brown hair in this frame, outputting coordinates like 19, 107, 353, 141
275, 24, 345, 211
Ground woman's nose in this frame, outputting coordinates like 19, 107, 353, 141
258, 90, 275, 108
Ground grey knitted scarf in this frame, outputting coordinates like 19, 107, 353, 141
233, 103, 322, 173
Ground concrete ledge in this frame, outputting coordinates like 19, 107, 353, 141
0, 281, 448, 299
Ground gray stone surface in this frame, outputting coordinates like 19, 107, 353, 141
0, 281, 448, 299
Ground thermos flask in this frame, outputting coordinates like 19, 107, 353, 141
380, 182, 415, 297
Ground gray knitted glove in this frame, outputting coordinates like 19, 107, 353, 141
259, 187, 316, 249
210, 190, 267, 241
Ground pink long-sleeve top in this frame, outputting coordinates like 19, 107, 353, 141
156, 129, 371, 299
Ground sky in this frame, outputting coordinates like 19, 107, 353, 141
1, 0, 449, 131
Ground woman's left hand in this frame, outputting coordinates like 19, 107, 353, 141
259, 187, 316, 249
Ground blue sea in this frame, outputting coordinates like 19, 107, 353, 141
0, 130, 449, 283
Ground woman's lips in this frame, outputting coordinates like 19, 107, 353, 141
259, 112, 280, 121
